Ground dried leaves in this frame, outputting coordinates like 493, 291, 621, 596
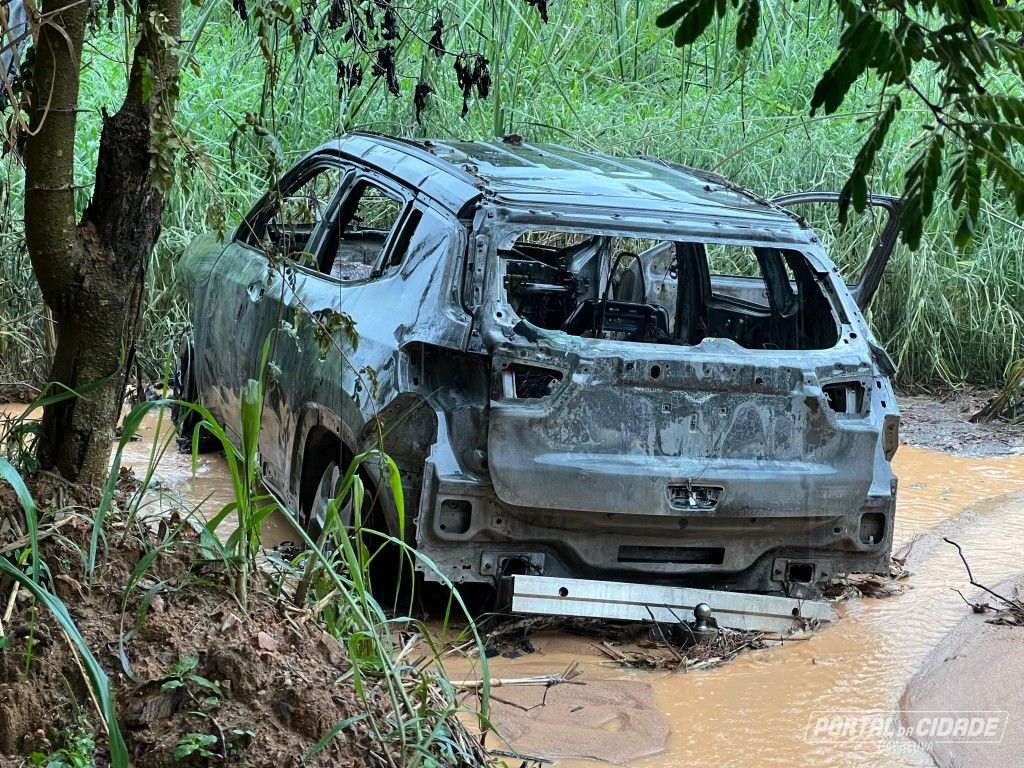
372, 44, 399, 96
327, 0, 346, 30
337, 60, 363, 89
523, 0, 549, 23
270, 0, 503, 123
413, 80, 432, 124
428, 11, 445, 57
381, 6, 398, 40
453, 54, 490, 117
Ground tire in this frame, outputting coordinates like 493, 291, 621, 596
302, 459, 413, 603
171, 338, 219, 454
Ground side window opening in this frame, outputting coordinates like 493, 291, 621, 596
243, 164, 343, 264
385, 208, 423, 271
499, 231, 839, 351
322, 181, 405, 281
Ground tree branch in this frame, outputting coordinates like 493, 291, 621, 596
943, 537, 1018, 607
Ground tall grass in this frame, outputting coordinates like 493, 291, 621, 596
1, 0, 1022, 389
0, 386, 493, 766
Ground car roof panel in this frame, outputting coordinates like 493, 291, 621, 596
315, 133, 804, 232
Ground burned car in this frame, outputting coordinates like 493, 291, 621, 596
176, 133, 901, 600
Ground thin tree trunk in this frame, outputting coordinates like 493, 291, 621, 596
24, 0, 182, 485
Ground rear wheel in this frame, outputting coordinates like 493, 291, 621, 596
305, 460, 353, 539
302, 455, 412, 608
171, 338, 219, 453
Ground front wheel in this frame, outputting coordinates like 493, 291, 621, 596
171, 338, 219, 454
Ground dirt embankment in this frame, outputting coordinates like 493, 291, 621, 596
0, 477, 473, 768
898, 390, 1024, 456
902, 577, 1024, 768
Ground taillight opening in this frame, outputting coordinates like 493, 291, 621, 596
501, 364, 563, 399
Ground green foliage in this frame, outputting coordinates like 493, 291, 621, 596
658, 0, 1024, 251
173, 732, 220, 761
903, 132, 946, 251
106, 390, 276, 608
29, 714, 97, 768
0, 457, 40, 583
840, 96, 901, 224
2, 0, 1023, 390
311, 309, 359, 357
975, 359, 1024, 422
159, 655, 223, 698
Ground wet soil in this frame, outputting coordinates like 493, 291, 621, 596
898, 388, 1024, 456
0, 487, 379, 767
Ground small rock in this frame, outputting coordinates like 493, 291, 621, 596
150, 594, 166, 614
256, 631, 278, 652
219, 613, 240, 634
318, 631, 345, 666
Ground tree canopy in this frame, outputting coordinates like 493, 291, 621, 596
658, 0, 1024, 249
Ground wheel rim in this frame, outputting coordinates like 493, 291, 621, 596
311, 462, 353, 534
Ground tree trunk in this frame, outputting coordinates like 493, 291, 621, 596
24, 0, 182, 486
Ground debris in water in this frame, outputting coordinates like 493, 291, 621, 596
464, 612, 769, 672
945, 538, 1024, 626
823, 549, 911, 600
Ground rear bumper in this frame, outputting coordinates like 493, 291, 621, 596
414, 460, 896, 591
510, 574, 835, 633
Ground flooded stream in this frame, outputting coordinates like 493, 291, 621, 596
0, 403, 295, 548
445, 448, 1024, 767
4, 402, 1023, 766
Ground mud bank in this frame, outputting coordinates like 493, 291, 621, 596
902, 574, 1024, 768
898, 390, 1024, 456
0, 490, 375, 767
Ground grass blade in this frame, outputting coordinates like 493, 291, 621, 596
0, 556, 130, 767
0, 457, 40, 584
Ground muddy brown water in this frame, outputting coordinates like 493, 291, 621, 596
4, 403, 1024, 766
0, 403, 295, 548
444, 449, 1024, 767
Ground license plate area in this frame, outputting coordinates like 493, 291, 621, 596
666, 482, 724, 512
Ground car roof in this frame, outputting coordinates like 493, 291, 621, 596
316, 132, 803, 231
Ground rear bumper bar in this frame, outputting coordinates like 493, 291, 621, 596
511, 574, 835, 633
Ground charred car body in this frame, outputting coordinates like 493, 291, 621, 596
177, 133, 901, 597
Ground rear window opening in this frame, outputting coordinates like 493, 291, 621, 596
498, 231, 840, 350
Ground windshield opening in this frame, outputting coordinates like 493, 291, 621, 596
498, 231, 840, 350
